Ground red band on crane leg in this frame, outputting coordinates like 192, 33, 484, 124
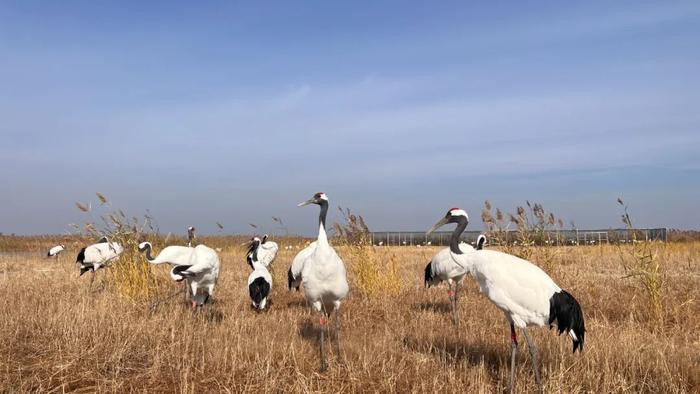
320, 316, 327, 326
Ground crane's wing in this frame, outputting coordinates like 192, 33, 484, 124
178, 246, 220, 276
290, 242, 316, 277
259, 241, 279, 266
474, 250, 559, 321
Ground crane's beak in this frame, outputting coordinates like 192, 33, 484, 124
298, 198, 315, 207
426, 217, 449, 235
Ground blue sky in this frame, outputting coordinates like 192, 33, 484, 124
1, 1, 699, 235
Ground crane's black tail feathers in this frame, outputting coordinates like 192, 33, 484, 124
171, 265, 193, 281
249, 277, 271, 308
549, 290, 586, 353
76, 247, 86, 264
79, 264, 93, 276
287, 267, 299, 291
424, 262, 433, 288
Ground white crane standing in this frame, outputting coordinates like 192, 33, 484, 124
423, 243, 472, 326
287, 238, 316, 292
427, 208, 585, 393
187, 226, 195, 247
296, 192, 349, 371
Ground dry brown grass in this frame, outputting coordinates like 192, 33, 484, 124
1, 239, 699, 393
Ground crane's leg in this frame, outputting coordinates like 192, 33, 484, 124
90, 270, 96, 289
523, 328, 543, 394
454, 282, 460, 328
509, 323, 518, 394
448, 283, 456, 325
190, 282, 198, 311
319, 314, 328, 372
334, 309, 342, 359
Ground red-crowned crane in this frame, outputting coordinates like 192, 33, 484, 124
423, 210, 473, 326
296, 192, 349, 371
76, 237, 123, 287
424, 221, 489, 326
427, 208, 585, 393
139, 241, 220, 309
246, 234, 278, 268
47, 244, 66, 259
187, 226, 195, 247
247, 237, 272, 310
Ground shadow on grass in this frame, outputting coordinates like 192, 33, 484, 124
297, 317, 339, 343
412, 301, 453, 314
403, 334, 506, 371
287, 298, 309, 309
205, 308, 225, 323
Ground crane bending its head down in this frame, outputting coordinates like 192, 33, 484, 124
426, 207, 585, 393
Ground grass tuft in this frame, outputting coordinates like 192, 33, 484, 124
334, 207, 403, 299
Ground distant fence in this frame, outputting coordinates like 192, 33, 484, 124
369, 228, 668, 246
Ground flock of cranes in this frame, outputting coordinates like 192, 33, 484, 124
46, 192, 584, 392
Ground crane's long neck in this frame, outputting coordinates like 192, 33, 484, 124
449, 218, 468, 254
251, 244, 259, 262
251, 260, 266, 271
317, 200, 329, 246
142, 244, 157, 263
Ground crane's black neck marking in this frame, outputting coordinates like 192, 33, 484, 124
145, 246, 155, 261
247, 241, 260, 269
318, 200, 329, 230
140, 243, 155, 261
476, 235, 486, 250
246, 242, 256, 258
252, 246, 259, 263
449, 217, 469, 254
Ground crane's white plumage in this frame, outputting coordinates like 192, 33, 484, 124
287, 241, 316, 291
427, 208, 585, 392
296, 192, 349, 371
138, 242, 197, 266
139, 242, 220, 308
76, 238, 123, 276
246, 234, 278, 267
47, 244, 65, 258
465, 250, 561, 327
171, 245, 220, 308
298, 193, 348, 315
247, 238, 272, 310
424, 245, 472, 288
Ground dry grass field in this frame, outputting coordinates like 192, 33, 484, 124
1, 237, 698, 393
